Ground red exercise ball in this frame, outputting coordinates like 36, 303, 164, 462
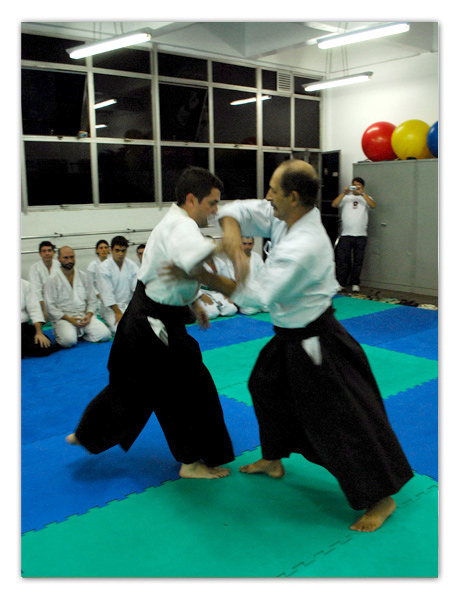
361, 121, 398, 162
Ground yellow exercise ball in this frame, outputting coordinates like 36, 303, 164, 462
391, 120, 431, 159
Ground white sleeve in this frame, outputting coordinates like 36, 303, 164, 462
97, 267, 117, 307
28, 264, 44, 302
217, 200, 275, 238
22, 280, 45, 324
169, 223, 215, 275
44, 278, 65, 322
81, 272, 98, 315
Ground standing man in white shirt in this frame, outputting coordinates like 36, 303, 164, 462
44, 246, 112, 348
332, 177, 376, 292
166, 160, 412, 531
97, 236, 139, 333
67, 167, 235, 481
28, 241, 61, 322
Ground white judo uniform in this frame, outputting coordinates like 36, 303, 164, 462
28, 259, 61, 305
21, 279, 45, 326
199, 254, 238, 319
97, 256, 139, 333
44, 269, 111, 348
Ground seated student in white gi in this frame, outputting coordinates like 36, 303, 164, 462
199, 246, 238, 319
28, 240, 61, 322
235, 237, 269, 316
97, 236, 139, 333
44, 246, 112, 348
21, 279, 56, 358
87, 239, 110, 298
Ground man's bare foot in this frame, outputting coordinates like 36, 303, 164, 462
350, 497, 396, 532
66, 433, 81, 446
239, 458, 285, 478
179, 461, 231, 479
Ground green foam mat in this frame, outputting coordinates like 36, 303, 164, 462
21, 449, 437, 578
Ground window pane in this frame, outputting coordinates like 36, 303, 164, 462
213, 89, 256, 144
161, 147, 209, 203
294, 76, 321, 98
214, 149, 257, 200
159, 84, 209, 142
94, 74, 153, 139
158, 53, 207, 80
93, 48, 151, 73
98, 144, 154, 203
212, 62, 256, 87
295, 99, 320, 148
21, 34, 86, 66
24, 142, 92, 206
262, 70, 277, 91
263, 96, 291, 147
22, 69, 88, 136
263, 152, 291, 194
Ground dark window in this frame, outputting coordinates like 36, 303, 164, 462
161, 147, 209, 203
159, 84, 208, 142
22, 69, 88, 136
93, 74, 152, 139
213, 89, 257, 145
24, 142, 92, 206
262, 96, 291, 147
212, 62, 256, 87
295, 99, 320, 148
263, 152, 291, 194
92, 47, 151, 73
294, 76, 321, 98
214, 149, 257, 200
262, 70, 277, 91
21, 33, 86, 66
158, 53, 207, 80
98, 144, 154, 203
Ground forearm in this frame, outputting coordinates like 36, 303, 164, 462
331, 193, 345, 207
362, 193, 376, 208
193, 267, 238, 298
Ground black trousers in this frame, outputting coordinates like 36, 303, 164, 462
335, 235, 367, 287
21, 323, 56, 358
75, 281, 235, 467
248, 307, 413, 510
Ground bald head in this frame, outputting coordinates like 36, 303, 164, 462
275, 160, 320, 208
58, 246, 76, 271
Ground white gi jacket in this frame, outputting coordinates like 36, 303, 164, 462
139, 203, 215, 306
97, 256, 139, 310
28, 260, 61, 302
44, 269, 98, 323
21, 279, 45, 324
86, 257, 104, 293
217, 200, 339, 328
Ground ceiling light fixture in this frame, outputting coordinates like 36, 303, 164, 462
94, 99, 117, 109
303, 72, 373, 92
230, 95, 272, 106
66, 30, 152, 59
317, 22, 410, 49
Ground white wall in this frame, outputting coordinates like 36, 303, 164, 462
321, 52, 439, 187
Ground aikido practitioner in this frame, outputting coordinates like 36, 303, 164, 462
164, 159, 413, 529
67, 167, 235, 480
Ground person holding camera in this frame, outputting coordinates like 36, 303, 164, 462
332, 177, 376, 292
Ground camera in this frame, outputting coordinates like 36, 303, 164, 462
349, 185, 357, 191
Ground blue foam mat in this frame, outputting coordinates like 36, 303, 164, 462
340, 305, 438, 347
187, 315, 274, 351
21, 395, 260, 534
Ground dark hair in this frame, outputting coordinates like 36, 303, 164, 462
352, 177, 365, 186
39, 240, 55, 252
279, 161, 320, 208
175, 166, 224, 206
111, 235, 129, 249
137, 244, 146, 251
95, 239, 109, 250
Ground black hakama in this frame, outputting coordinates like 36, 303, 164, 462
248, 306, 414, 510
74, 281, 235, 468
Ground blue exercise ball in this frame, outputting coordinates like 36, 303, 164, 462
427, 121, 438, 157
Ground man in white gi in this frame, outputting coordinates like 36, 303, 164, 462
235, 237, 268, 316
332, 177, 376, 292
165, 160, 413, 531
44, 246, 112, 348
67, 167, 235, 480
21, 279, 56, 357
97, 236, 139, 333
28, 241, 61, 322
199, 250, 238, 319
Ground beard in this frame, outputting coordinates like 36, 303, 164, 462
61, 262, 75, 270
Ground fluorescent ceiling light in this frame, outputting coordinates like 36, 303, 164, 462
67, 31, 152, 59
317, 22, 410, 49
94, 99, 117, 109
231, 95, 272, 106
95, 124, 107, 129
303, 72, 373, 92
